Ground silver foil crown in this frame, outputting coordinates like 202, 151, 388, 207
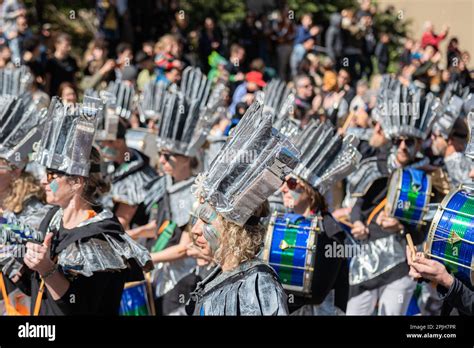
138, 80, 168, 121
93, 89, 120, 141
0, 94, 44, 168
292, 119, 362, 194
0, 66, 32, 96
35, 96, 102, 177
192, 95, 300, 226
157, 67, 221, 157
374, 75, 441, 139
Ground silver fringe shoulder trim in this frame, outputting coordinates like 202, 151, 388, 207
58, 232, 153, 277
348, 157, 388, 197
111, 168, 155, 206
198, 260, 289, 316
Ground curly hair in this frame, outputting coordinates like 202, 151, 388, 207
3, 172, 45, 213
213, 202, 270, 269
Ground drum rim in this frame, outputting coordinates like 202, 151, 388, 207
426, 187, 471, 271
262, 212, 317, 294
387, 168, 432, 225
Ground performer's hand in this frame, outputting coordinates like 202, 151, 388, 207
408, 250, 454, 289
351, 220, 369, 240
376, 210, 403, 232
23, 232, 54, 276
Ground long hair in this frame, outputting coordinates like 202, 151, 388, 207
3, 172, 46, 213
214, 202, 269, 269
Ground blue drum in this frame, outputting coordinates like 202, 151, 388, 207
262, 212, 341, 304
427, 186, 474, 286
386, 168, 432, 226
262, 213, 319, 295
119, 280, 155, 316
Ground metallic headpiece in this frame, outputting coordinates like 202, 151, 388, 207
106, 80, 135, 120
0, 94, 44, 169
292, 119, 362, 194
373, 75, 441, 139
138, 80, 168, 121
261, 79, 293, 124
191, 95, 300, 226
92, 89, 120, 142
35, 96, 103, 177
0, 66, 32, 96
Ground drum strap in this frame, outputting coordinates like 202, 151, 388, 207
0, 272, 22, 315
33, 280, 45, 316
367, 197, 387, 225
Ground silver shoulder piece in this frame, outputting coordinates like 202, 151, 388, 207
467, 111, 474, 160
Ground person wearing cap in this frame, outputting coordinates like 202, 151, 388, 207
228, 70, 266, 116
4, 97, 152, 315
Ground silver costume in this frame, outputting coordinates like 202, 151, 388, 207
187, 260, 289, 316
46, 208, 153, 277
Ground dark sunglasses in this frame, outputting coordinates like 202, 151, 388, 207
285, 177, 298, 190
46, 169, 68, 183
393, 137, 415, 147
159, 152, 172, 162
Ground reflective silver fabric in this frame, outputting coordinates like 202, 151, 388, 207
348, 157, 387, 197
290, 290, 345, 316
152, 257, 197, 298
47, 209, 153, 277
167, 176, 196, 227
349, 234, 406, 285
444, 151, 474, 188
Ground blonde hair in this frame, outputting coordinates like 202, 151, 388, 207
214, 203, 269, 269
154, 34, 178, 54
3, 172, 45, 213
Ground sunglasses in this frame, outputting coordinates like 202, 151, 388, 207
159, 152, 173, 162
285, 177, 298, 190
393, 137, 415, 147
46, 169, 67, 183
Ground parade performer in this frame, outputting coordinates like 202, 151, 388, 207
185, 94, 300, 316
4, 96, 152, 315
346, 75, 440, 315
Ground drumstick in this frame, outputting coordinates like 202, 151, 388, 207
341, 111, 355, 133
338, 219, 354, 229
406, 233, 416, 262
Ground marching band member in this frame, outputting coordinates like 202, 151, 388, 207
95, 81, 158, 231
346, 75, 440, 315
139, 67, 223, 315
276, 119, 361, 314
0, 91, 51, 314
430, 103, 472, 191
185, 95, 300, 316
8, 97, 152, 315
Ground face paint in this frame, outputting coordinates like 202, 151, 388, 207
202, 223, 220, 253
289, 189, 302, 202
49, 179, 59, 194
102, 146, 118, 158
196, 203, 217, 224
